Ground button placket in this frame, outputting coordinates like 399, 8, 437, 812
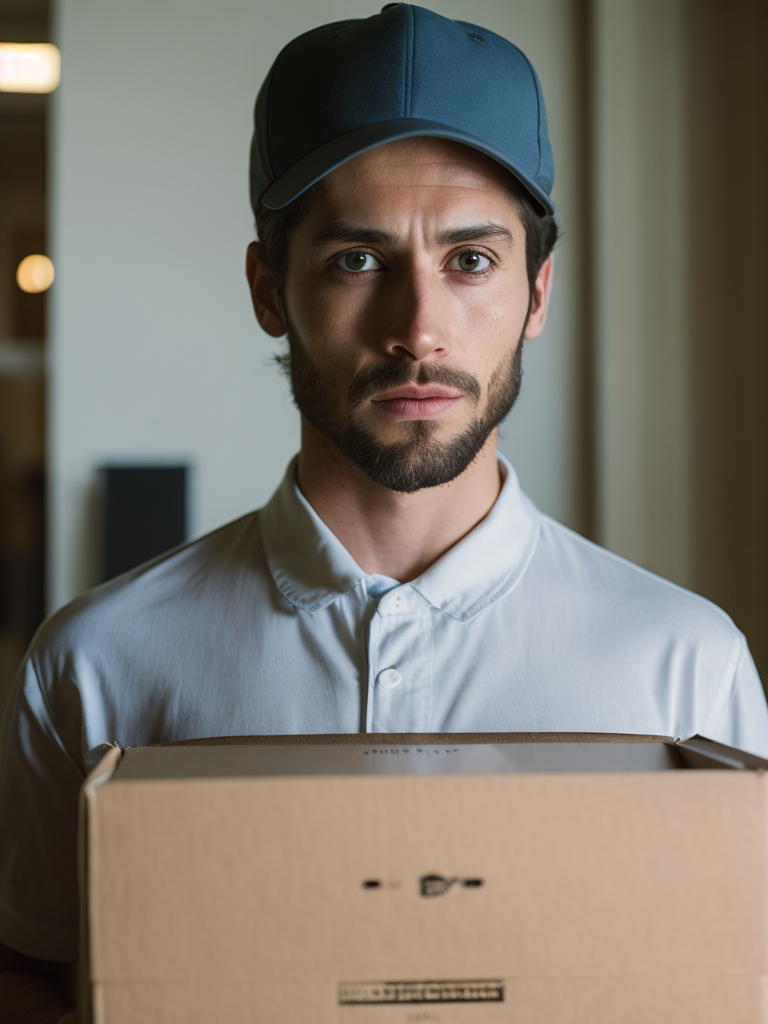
366, 585, 432, 733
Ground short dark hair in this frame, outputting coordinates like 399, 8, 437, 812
255, 168, 558, 298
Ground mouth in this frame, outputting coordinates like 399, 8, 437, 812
371, 385, 464, 420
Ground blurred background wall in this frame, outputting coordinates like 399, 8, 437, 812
0, 0, 766, 707
593, 0, 768, 678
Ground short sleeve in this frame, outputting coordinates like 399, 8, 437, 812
703, 635, 768, 759
0, 654, 84, 962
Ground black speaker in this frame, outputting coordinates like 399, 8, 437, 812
99, 465, 188, 581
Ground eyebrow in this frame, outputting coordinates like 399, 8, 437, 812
436, 223, 514, 247
310, 223, 396, 248
309, 221, 515, 250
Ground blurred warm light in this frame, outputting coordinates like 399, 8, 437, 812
16, 254, 55, 294
0, 43, 61, 93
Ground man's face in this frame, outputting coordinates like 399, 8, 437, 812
268, 138, 550, 492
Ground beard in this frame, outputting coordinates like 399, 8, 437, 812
278, 324, 525, 493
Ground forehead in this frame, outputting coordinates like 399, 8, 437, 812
314, 137, 521, 222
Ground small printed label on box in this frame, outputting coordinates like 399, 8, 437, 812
338, 981, 505, 1021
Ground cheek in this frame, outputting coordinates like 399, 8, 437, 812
285, 271, 373, 357
454, 278, 528, 368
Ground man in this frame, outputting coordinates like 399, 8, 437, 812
2, 5, 767, 1021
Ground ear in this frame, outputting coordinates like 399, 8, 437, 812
523, 252, 554, 341
246, 241, 287, 337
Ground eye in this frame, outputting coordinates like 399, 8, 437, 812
336, 252, 380, 273
451, 251, 492, 274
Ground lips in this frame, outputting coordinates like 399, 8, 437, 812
372, 385, 463, 420
373, 384, 463, 403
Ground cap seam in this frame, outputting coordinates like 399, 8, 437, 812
262, 65, 276, 183
515, 44, 542, 180
404, 4, 414, 118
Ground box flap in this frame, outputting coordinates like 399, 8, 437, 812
116, 732, 768, 780
113, 738, 687, 781
145, 730, 672, 747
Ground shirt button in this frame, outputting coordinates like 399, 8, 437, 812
377, 668, 402, 689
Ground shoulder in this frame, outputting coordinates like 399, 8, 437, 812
532, 513, 741, 649
30, 510, 269, 674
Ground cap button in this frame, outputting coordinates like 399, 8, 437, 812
381, 3, 403, 10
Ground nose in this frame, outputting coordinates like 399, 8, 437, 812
380, 267, 452, 361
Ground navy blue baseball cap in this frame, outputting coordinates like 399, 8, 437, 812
249, 4, 555, 218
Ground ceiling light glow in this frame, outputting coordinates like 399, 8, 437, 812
0, 43, 61, 93
17, 254, 55, 294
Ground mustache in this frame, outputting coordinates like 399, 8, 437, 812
348, 362, 482, 410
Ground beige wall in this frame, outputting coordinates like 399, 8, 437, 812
592, 0, 768, 681
593, 0, 693, 585
687, 0, 768, 678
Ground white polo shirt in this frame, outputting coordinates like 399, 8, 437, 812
1, 454, 767, 962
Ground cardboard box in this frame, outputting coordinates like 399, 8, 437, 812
79, 732, 768, 1023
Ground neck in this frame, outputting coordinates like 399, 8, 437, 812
296, 419, 503, 582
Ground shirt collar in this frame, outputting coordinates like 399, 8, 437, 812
259, 453, 540, 621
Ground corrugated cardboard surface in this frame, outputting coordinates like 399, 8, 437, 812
81, 736, 768, 1023
94, 977, 768, 1024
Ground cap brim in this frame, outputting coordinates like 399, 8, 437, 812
259, 117, 556, 217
